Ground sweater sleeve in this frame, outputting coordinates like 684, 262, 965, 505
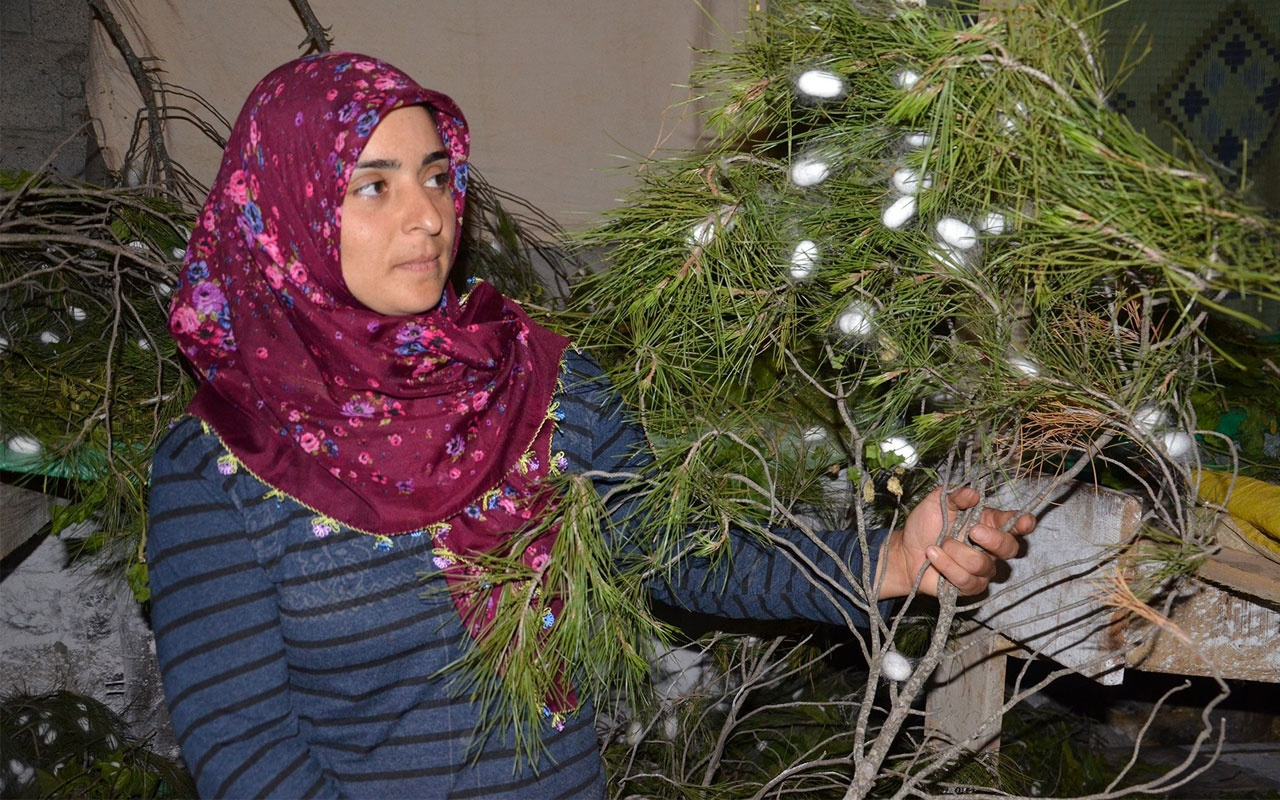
146, 419, 340, 800
556, 351, 888, 630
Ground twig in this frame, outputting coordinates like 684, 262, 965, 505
287, 0, 333, 53
86, 0, 175, 189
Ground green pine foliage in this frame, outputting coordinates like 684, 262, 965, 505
569, 0, 1280, 541
566, 0, 1279, 795
0, 170, 194, 597
0, 689, 196, 799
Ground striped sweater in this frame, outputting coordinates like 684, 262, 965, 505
146, 351, 885, 798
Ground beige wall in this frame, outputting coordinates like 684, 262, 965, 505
86, 1, 751, 231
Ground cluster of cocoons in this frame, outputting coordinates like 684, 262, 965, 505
1131, 404, 1195, 458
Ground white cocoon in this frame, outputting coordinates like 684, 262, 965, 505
837, 302, 875, 337
1161, 431, 1195, 458
879, 437, 919, 468
882, 195, 917, 229
6, 435, 43, 456
796, 69, 845, 99
928, 245, 966, 271
790, 157, 832, 187
891, 167, 932, 195
935, 217, 978, 250
903, 131, 932, 148
893, 69, 921, 89
882, 650, 913, 681
1008, 356, 1040, 377
979, 211, 1007, 235
1132, 404, 1170, 434
789, 239, 820, 279
687, 206, 736, 247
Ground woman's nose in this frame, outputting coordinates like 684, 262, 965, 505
404, 186, 444, 236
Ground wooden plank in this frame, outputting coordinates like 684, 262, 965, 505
1198, 537, 1280, 605
924, 480, 1141, 752
1125, 575, 1280, 682
973, 479, 1143, 685
924, 481, 1280, 755
925, 621, 1007, 752
0, 481, 51, 561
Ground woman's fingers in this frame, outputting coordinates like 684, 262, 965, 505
927, 538, 998, 595
982, 506, 1036, 535
968, 522, 1023, 559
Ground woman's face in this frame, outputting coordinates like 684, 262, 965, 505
339, 105, 457, 316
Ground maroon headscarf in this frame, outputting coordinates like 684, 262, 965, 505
169, 52, 572, 657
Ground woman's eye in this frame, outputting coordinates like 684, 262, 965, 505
352, 180, 385, 198
424, 172, 450, 190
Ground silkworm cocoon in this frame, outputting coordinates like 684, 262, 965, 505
878, 437, 919, 469
935, 217, 978, 250
1161, 431, 1195, 458
837, 301, 875, 338
892, 69, 921, 90
891, 167, 933, 195
6, 435, 42, 456
903, 131, 932, 149
68, 306, 87, 322
39, 330, 61, 345
687, 206, 736, 247
802, 426, 828, 443
882, 649, 913, 681
881, 195, 917, 229
795, 69, 845, 99
979, 211, 1007, 235
790, 157, 831, 187
1132, 404, 1170, 435
688, 220, 717, 247
789, 239, 820, 280
1008, 356, 1040, 377
928, 245, 967, 271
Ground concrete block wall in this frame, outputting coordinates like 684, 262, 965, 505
0, 0, 95, 178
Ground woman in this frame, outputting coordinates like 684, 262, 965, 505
148, 52, 1033, 798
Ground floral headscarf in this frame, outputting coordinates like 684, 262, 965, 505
170, 53, 570, 563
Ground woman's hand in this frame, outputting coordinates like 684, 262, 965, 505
876, 486, 1035, 599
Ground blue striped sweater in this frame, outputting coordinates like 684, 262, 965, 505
147, 351, 885, 798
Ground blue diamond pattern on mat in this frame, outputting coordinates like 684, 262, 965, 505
1158, 3, 1280, 174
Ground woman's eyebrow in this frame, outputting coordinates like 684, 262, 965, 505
353, 157, 399, 170
353, 151, 448, 171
